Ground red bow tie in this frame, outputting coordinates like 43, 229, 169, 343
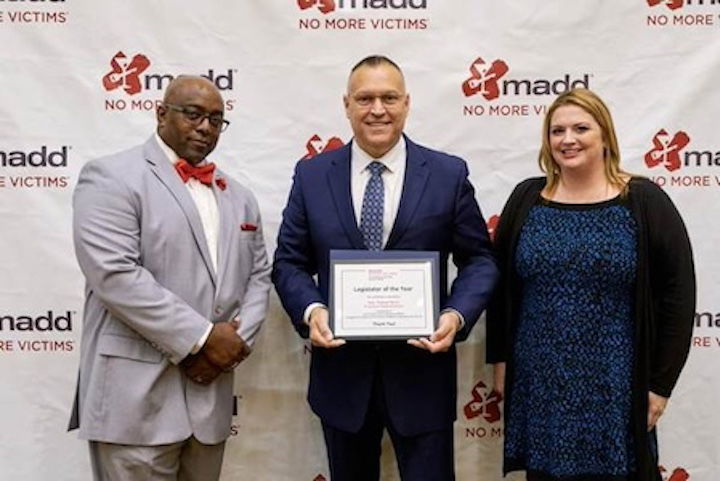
175, 159, 216, 187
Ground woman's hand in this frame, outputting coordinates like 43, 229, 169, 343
648, 391, 668, 431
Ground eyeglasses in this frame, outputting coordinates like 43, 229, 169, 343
352, 93, 404, 107
164, 103, 230, 132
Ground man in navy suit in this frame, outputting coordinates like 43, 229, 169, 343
272, 56, 498, 480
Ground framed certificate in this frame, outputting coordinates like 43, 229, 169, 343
329, 250, 440, 340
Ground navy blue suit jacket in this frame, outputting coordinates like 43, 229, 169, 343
272, 136, 498, 436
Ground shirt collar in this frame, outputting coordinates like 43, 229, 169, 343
351, 136, 406, 175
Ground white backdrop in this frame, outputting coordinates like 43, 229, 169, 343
0, 1, 718, 480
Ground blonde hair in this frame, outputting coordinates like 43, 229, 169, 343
538, 88, 629, 195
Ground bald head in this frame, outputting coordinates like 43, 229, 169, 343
156, 75, 225, 164
346, 55, 404, 94
163, 75, 223, 105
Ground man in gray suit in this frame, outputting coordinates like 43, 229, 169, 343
69, 75, 271, 481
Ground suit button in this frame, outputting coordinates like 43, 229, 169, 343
214, 306, 222, 315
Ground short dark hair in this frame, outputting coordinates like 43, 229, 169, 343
350, 55, 403, 74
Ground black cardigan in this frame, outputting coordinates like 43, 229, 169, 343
486, 176, 696, 481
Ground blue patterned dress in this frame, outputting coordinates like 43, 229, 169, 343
505, 197, 637, 479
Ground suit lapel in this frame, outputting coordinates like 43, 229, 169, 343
213, 170, 234, 288
327, 144, 365, 249
386, 137, 429, 248
144, 137, 217, 287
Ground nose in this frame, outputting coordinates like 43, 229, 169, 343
370, 97, 386, 115
195, 115, 212, 134
561, 129, 575, 144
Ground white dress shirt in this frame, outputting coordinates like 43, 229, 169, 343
351, 136, 407, 248
156, 133, 219, 272
156, 133, 215, 353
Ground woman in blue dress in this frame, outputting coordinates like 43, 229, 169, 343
487, 89, 695, 481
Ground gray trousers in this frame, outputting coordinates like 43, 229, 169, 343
89, 437, 226, 481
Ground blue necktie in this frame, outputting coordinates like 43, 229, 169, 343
359, 161, 386, 251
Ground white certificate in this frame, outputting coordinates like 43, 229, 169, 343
329, 250, 439, 339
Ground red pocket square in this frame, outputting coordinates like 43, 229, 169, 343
240, 223, 257, 231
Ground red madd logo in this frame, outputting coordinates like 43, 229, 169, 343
460, 55, 591, 117
100, 52, 236, 113
487, 214, 500, 242
303, 135, 345, 160
463, 380, 502, 423
645, 129, 691, 172
648, 0, 684, 10
660, 466, 690, 481
102, 51, 151, 96
462, 58, 510, 100
298, 0, 336, 14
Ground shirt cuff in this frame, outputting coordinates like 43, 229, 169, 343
190, 324, 214, 354
303, 303, 327, 325
441, 308, 465, 329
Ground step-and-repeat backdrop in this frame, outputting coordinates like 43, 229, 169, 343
1, 1, 717, 480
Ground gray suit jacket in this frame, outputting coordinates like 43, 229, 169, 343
69, 136, 271, 445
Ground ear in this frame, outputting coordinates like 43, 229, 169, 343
156, 104, 167, 126
343, 94, 350, 118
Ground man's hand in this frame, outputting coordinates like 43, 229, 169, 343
309, 307, 346, 348
648, 391, 668, 431
201, 320, 247, 371
407, 311, 460, 353
492, 362, 506, 397
181, 353, 223, 385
